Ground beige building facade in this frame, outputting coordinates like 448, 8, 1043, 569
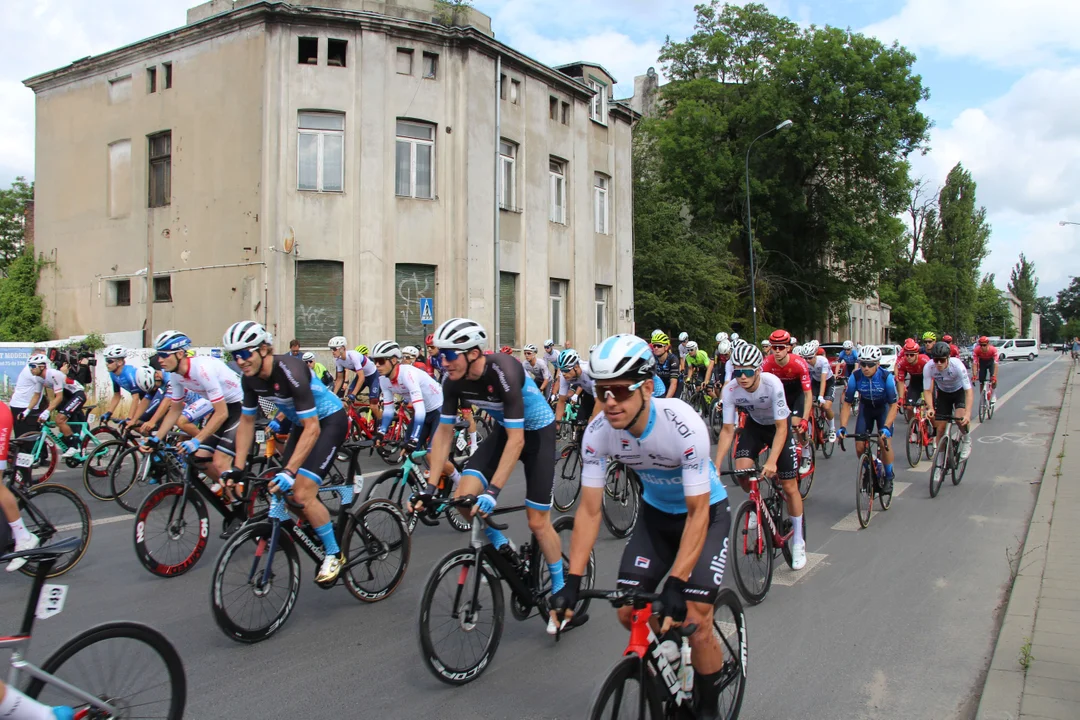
25, 0, 636, 352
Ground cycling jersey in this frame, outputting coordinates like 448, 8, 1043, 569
950, 344, 960, 358
111, 364, 146, 398
923, 357, 971, 393
0, 402, 12, 470
542, 349, 560, 369
895, 354, 930, 383
844, 367, 897, 407
685, 350, 710, 368
653, 351, 682, 394
378, 363, 444, 440
440, 352, 554, 431
521, 358, 551, 387
168, 355, 244, 405
761, 354, 811, 414
45, 368, 83, 395
581, 398, 727, 514
974, 345, 998, 364
808, 355, 833, 385
721, 372, 790, 427
335, 350, 377, 378
710, 355, 732, 385
10, 366, 45, 407
241, 355, 343, 423
677, 342, 690, 360
836, 349, 858, 368
558, 362, 597, 397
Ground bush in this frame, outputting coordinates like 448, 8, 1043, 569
0, 252, 50, 341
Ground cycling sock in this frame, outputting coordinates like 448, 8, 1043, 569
449, 469, 461, 488
829, 419, 835, 431
548, 561, 565, 594
791, 515, 804, 545
884, 463, 894, 479
484, 525, 509, 549
469, 432, 478, 450
314, 522, 340, 556
9, 517, 32, 544
694, 667, 726, 714
0, 685, 60, 720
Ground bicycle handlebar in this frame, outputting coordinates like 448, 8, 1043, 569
416, 493, 510, 531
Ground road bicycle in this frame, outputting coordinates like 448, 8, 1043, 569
374, 400, 415, 465
929, 414, 970, 498
601, 461, 640, 539
904, 400, 935, 468
793, 419, 815, 499
80, 419, 146, 501
706, 393, 723, 443
579, 586, 747, 720
728, 468, 806, 606
810, 400, 835, 460
363, 445, 472, 533
841, 433, 892, 528
684, 379, 710, 419
211, 486, 410, 643
3, 455, 91, 578
978, 380, 996, 423
2, 538, 186, 719
15, 415, 118, 486
416, 494, 596, 685
553, 421, 587, 512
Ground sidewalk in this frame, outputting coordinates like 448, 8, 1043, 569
977, 366, 1079, 720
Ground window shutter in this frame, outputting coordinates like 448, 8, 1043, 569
499, 272, 517, 347
395, 263, 436, 349
295, 261, 344, 345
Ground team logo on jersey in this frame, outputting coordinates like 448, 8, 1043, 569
621, 438, 632, 451
584, 445, 596, 457
634, 556, 650, 569
684, 446, 697, 462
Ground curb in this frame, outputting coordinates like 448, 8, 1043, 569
974, 367, 1074, 719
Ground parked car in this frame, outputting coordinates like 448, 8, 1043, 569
991, 338, 1039, 361
875, 344, 900, 373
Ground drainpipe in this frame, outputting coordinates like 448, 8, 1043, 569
493, 55, 502, 347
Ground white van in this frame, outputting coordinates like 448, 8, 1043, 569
991, 338, 1039, 361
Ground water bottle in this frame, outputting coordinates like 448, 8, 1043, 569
874, 458, 884, 481
679, 637, 694, 692
658, 639, 680, 668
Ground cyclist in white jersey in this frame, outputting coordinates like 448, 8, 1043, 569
555, 349, 601, 430
922, 341, 973, 460
520, 344, 552, 395
550, 334, 733, 719
799, 341, 836, 441
713, 343, 806, 570
41, 364, 86, 458
328, 335, 381, 421
542, 340, 561, 398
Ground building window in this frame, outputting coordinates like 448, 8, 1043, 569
295, 260, 344, 345
549, 96, 558, 120
297, 111, 345, 193
108, 139, 132, 219
499, 140, 516, 210
146, 66, 157, 94
299, 37, 318, 64
549, 279, 567, 346
510, 79, 520, 104
163, 62, 173, 89
588, 79, 608, 124
395, 120, 435, 199
500, 272, 517, 347
422, 52, 438, 78
594, 174, 609, 234
148, 131, 171, 208
108, 279, 131, 307
561, 101, 570, 125
154, 276, 172, 303
397, 48, 413, 75
327, 39, 347, 67
549, 159, 566, 224
108, 75, 131, 104
595, 285, 611, 344
500, 74, 507, 100
395, 264, 436, 349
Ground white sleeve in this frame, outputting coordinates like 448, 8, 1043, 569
195, 361, 225, 403
379, 376, 394, 407
558, 374, 570, 397
401, 368, 424, 406
956, 359, 972, 390
721, 382, 737, 425
680, 416, 714, 497
168, 375, 185, 401
771, 377, 791, 421
580, 421, 609, 488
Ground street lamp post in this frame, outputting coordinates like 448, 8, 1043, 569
744, 119, 793, 344
1059, 220, 1080, 227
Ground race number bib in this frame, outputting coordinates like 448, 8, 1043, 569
255, 430, 266, 444
16, 453, 34, 468
36, 584, 69, 620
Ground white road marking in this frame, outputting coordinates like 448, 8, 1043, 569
830, 482, 912, 531
55, 514, 131, 532
773, 551, 828, 585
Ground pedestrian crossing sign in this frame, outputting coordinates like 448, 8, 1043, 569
420, 297, 434, 325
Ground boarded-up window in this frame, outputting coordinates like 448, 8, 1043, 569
500, 272, 517, 347
295, 260, 344, 345
395, 263, 435, 349
108, 139, 131, 218
108, 76, 131, 104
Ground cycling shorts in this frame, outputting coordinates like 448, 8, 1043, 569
358, 372, 380, 403
734, 420, 798, 481
182, 398, 214, 424
904, 376, 924, 401
413, 409, 441, 448
58, 391, 86, 419
201, 402, 243, 457
617, 499, 732, 605
575, 392, 595, 424
463, 421, 556, 511
280, 409, 348, 484
934, 388, 967, 419
784, 388, 806, 418
855, 404, 893, 436
977, 360, 995, 384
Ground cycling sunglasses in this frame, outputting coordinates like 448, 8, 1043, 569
933, 357, 949, 364
650, 343, 668, 350
438, 348, 464, 362
904, 352, 918, 358
596, 380, 646, 402
732, 368, 756, 379
232, 348, 257, 360
859, 361, 878, 368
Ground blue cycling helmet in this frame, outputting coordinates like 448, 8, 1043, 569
556, 348, 580, 371
154, 330, 191, 353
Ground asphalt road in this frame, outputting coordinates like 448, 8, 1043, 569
2, 354, 1070, 719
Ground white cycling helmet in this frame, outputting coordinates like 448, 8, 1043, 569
792, 344, 804, 357
103, 345, 127, 360
716, 340, 732, 355
523, 344, 538, 353
843, 340, 854, 350
134, 365, 157, 393
328, 336, 348, 349
790, 337, 798, 346
731, 343, 763, 369
432, 318, 488, 351
715, 332, 729, 343
223, 320, 272, 352
27, 353, 49, 367
858, 345, 882, 363
730, 333, 740, 341
686, 341, 698, 353
302, 351, 315, 362
678, 332, 689, 342
589, 334, 655, 381
544, 339, 554, 348
370, 341, 402, 359
803, 340, 820, 355
402, 345, 420, 358
761, 339, 771, 348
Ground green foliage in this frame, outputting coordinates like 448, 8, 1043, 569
433, 0, 472, 26
62, 331, 106, 355
0, 251, 50, 342
973, 274, 1016, 338
1036, 296, 1063, 343
880, 275, 936, 342
1008, 253, 1038, 337
1057, 276, 1080, 323
0, 176, 34, 273
1063, 317, 1080, 343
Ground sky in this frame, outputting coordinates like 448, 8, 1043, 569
3, 0, 1079, 297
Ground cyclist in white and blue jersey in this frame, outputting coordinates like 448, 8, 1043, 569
100, 345, 155, 426
551, 334, 732, 719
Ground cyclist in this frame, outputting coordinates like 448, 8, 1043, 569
836, 340, 858, 379
402, 345, 435, 377
942, 334, 961, 358
550, 334, 732, 718
9, 354, 50, 440
542, 339, 560, 382
762, 329, 813, 474
40, 360, 86, 459
705, 339, 733, 398
895, 338, 930, 421
1, 402, 43, 572
837, 345, 899, 493
521, 344, 552, 395
761, 339, 772, 356
651, 331, 683, 400
414, 317, 565, 596
676, 331, 690, 372
100, 345, 152, 427
714, 343, 806, 569
328, 336, 380, 420
973, 336, 999, 405
683, 341, 710, 386
555, 349, 601, 430
799, 341, 836, 442
922, 341, 974, 460
921, 331, 937, 357
302, 352, 334, 387
223, 321, 348, 584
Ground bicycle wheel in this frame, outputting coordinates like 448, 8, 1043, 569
111, 446, 159, 513
210, 521, 301, 644
364, 468, 419, 533
929, 437, 948, 498
417, 548, 505, 685
553, 446, 582, 512
708, 401, 722, 442
905, 421, 921, 468
535, 514, 596, 619
340, 498, 411, 602
855, 455, 873, 528
820, 418, 835, 459
952, 428, 969, 485
81, 438, 127, 500
588, 655, 662, 720
16, 433, 58, 485
711, 588, 749, 720
18, 484, 92, 578
133, 483, 210, 577
25, 621, 186, 719
601, 463, 640, 539
731, 499, 772, 606
798, 440, 815, 499
978, 392, 987, 423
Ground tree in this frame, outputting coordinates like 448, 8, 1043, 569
0, 176, 34, 274
0, 252, 50, 342
1057, 276, 1080, 323
972, 273, 1016, 339
1008, 253, 1038, 336
880, 276, 936, 342
1036, 296, 1063, 344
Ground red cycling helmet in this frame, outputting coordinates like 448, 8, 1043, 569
768, 329, 791, 345
425, 333, 435, 346
978, 335, 989, 345
902, 338, 920, 352
942, 334, 953, 343
500, 345, 513, 354
817, 347, 826, 356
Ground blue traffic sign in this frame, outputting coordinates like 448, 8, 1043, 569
420, 297, 434, 325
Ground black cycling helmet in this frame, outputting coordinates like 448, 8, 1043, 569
930, 341, 951, 359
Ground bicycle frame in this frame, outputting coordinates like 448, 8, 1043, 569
455, 507, 546, 621
743, 475, 793, 553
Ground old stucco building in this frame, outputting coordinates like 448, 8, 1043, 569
25, 0, 636, 351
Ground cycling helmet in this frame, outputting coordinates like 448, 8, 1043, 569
222, 320, 272, 352
686, 341, 698, 353
425, 334, 435, 347
523, 344, 538, 353
186, 349, 196, 358
842, 340, 853, 350
27, 353, 49, 367
761, 339, 771, 348
432, 317, 488, 350
902, 338, 919, 352
154, 331, 191, 353
942, 334, 953, 343
678, 332, 689, 342
403, 346, 420, 358
370, 341, 402, 359
922, 331, 937, 342
791, 337, 798, 346
328, 336, 348, 349
544, 339, 554, 348
716, 340, 732, 356
134, 365, 157, 393
858, 345, 882, 363
302, 352, 315, 362
931, 341, 951, 359
589, 334, 656, 381
556, 349, 580, 371
500, 345, 514, 355
650, 330, 670, 346
355, 345, 368, 355
792, 345, 804, 357
715, 332, 729, 343
978, 336, 989, 345
732, 338, 749, 350
769, 329, 791, 345
817, 348, 826, 356
103, 345, 127, 360
731, 343, 763, 369
803, 340, 820, 355
730, 333, 740, 341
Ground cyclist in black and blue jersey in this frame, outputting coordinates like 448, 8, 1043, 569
650, 330, 683, 399
100, 345, 156, 428
838, 345, 900, 494
222, 321, 348, 585
836, 340, 858, 379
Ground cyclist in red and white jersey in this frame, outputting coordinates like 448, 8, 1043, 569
973, 336, 999, 404
895, 338, 930, 420
942, 334, 961, 358
761, 329, 813, 473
